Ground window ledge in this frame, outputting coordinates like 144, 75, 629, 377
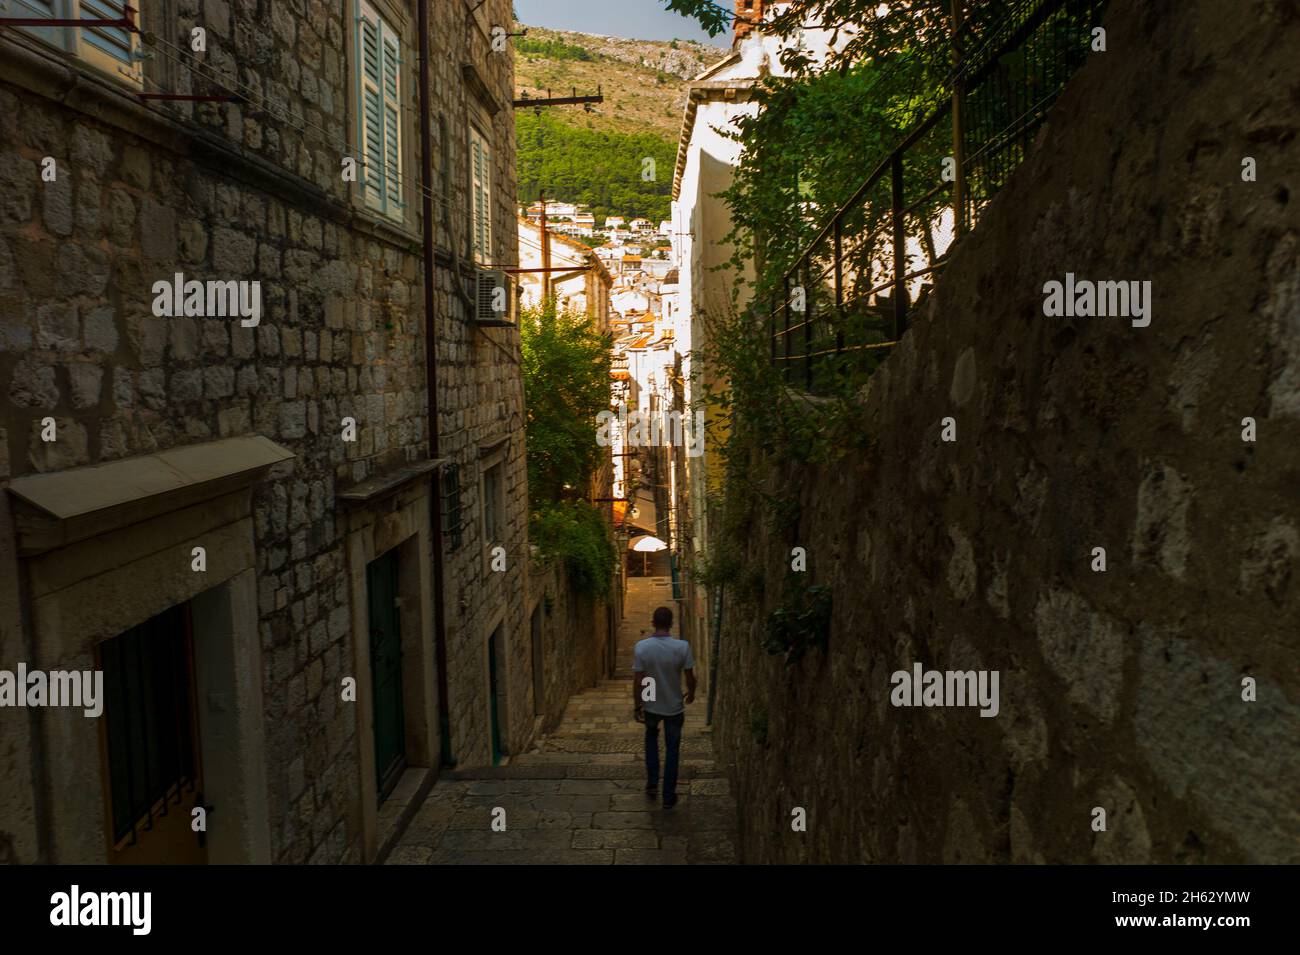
6, 435, 294, 555
338, 457, 446, 506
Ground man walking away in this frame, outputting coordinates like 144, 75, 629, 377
633, 606, 695, 808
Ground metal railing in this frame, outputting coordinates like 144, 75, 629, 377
770, 0, 1108, 393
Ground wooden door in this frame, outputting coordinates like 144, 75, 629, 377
488, 626, 504, 765
368, 548, 406, 799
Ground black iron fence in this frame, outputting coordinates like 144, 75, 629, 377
770, 0, 1108, 393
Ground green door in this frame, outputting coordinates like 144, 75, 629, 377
488, 627, 504, 766
368, 549, 405, 798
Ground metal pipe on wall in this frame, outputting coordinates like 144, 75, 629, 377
417, 0, 454, 766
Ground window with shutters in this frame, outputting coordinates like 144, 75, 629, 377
3, 0, 144, 86
442, 463, 463, 552
354, 0, 404, 221
469, 124, 493, 263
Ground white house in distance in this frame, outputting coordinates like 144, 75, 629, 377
605, 215, 626, 229
668, 0, 849, 657
517, 217, 612, 328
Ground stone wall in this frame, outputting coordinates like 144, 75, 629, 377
529, 559, 611, 733
1, 0, 528, 863
712, 0, 1300, 864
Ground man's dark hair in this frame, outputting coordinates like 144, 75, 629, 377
652, 606, 673, 630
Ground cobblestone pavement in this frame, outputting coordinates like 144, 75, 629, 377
388, 579, 738, 864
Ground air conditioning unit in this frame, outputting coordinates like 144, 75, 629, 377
474, 268, 516, 327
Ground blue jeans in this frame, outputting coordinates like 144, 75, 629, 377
644, 711, 685, 799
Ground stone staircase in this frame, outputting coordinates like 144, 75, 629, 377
386, 677, 739, 864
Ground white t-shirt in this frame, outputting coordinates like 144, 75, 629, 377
633, 634, 695, 716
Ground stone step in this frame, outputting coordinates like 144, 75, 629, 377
532, 739, 714, 756
446, 760, 726, 781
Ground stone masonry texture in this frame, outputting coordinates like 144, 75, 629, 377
712, 0, 1300, 864
0, 0, 533, 864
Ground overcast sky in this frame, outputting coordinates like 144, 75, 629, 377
513, 0, 725, 45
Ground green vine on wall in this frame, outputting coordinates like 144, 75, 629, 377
762, 579, 833, 665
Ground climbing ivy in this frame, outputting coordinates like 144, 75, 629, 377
762, 579, 833, 665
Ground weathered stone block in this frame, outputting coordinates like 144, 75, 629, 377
42, 175, 73, 237
70, 125, 113, 176
35, 303, 78, 351
9, 359, 59, 408
279, 400, 307, 438
68, 364, 103, 409
82, 306, 118, 354
140, 199, 178, 262
212, 226, 257, 273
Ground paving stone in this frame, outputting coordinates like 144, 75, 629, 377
386, 845, 433, 865
467, 779, 562, 796
430, 849, 613, 865
571, 829, 659, 850
615, 848, 689, 865
391, 656, 738, 865
611, 792, 679, 811
687, 795, 737, 813
688, 833, 738, 864
691, 778, 732, 796
592, 811, 658, 830
557, 779, 632, 795
532, 794, 610, 813
437, 828, 573, 851
685, 809, 737, 832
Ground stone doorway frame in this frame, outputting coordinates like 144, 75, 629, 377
341, 474, 439, 863
4, 435, 288, 863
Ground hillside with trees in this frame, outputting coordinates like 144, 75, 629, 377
513, 26, 726, 222
515, 112, 678, 223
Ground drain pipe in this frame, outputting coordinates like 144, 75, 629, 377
418, 0, 453, 766
707, 584, 723, 726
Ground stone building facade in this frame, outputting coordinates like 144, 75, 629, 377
0, 0, 534, 864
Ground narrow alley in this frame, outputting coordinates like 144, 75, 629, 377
386, 578, 738, 864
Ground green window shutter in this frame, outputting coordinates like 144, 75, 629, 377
357, 5, 385, 212
381, 26, 402, 211
363, 87, 385, 211
471, 136, 483, 256
471, 131, 491, 259
81, 0, 134, 64
11, 0, 57, 45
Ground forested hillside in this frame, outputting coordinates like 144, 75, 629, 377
513, 26, 727, 223
515, 112, 678, 223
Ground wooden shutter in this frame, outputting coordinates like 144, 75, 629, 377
381, 26, 402, 212
471, 127, 492, 261
6, 0, 59, 48
358, 5, 385, 212
80, 0, 134, 65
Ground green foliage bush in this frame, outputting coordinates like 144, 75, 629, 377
513, 36, 596, 61
530, 500, 618, 599
521, 301, 617, 599
762, 581, 832, 665
521, 300, 611, 503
